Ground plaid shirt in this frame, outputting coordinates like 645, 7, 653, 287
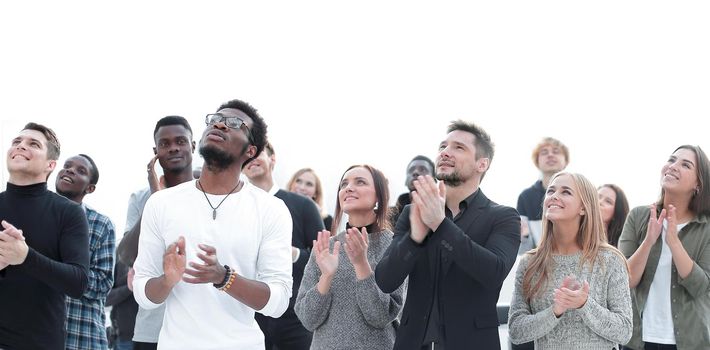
65, 205, 116, 350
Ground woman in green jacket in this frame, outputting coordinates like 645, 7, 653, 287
619, 145, 710, 350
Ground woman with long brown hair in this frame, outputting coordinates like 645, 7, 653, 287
598, 184, 630, 247
508, 172, 632, 349
619, 145, 710, 350
294, 164, 404, 350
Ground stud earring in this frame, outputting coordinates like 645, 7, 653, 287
374, 202, 379, 211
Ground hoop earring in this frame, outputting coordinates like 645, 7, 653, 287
373, 202, 379, 211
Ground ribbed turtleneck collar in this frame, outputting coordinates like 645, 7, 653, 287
345, 222, 378, 233
5, 182, 48, 197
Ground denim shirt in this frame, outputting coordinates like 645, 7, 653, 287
619, 206, 710, 350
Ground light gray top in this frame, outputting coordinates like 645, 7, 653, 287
294, 229, 404, 350
508, 249, 633, 349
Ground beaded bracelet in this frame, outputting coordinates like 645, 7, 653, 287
213, 265, 231, 289
219, 271, 236, 292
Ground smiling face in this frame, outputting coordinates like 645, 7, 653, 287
661, 147, 699, 196
291, 170, 318, 200
544, 173, 584, 224
154, 124, 194, 174
598, 186, 616, 227
6, 129, 56, 182
243, 147, 274, 182
536, 144, 567, 174
55, 155, 95, 202
338, 166, 377, 215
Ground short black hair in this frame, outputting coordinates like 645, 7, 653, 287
23, 122, 61, 160
217, 99, 268, 166
409, 155, 435, 173
153, 116, 193, 140
78, 154, 100, 185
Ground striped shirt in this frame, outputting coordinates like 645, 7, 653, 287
65, 205, 116, 350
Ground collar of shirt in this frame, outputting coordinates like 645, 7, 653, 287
266, 184, 279, 196
445, 188, 480, 221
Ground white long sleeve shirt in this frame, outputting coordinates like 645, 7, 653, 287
133, 180, 293, 350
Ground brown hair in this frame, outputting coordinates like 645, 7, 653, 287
23, 122, 60, 160
656, 145, 710, 216
599, 184, 629, 247
331, 165, 390, 233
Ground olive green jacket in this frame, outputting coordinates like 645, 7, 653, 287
619, 206, 710, 350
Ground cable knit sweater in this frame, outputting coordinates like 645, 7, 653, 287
294, 229, 404, 350
508, 248, 633, 350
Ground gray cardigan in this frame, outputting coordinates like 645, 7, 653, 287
294, 229, 404, 350
508, 249, 633, 349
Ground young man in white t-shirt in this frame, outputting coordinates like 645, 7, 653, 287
133, 99, 293, 350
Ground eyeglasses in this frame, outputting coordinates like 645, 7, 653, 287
205, 113, 252, 142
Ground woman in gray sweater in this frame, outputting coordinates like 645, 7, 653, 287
508, 172, 632, 349
295, 165, 404, 350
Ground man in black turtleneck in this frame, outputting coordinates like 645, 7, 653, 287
0, 122, 89, 350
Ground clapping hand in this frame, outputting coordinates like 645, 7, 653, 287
344, 226, 373, 279
665, 204, 680, 245
0, 220, 29, 266
163, 236, 187, 287
645, 204, 666, 245
411, 175, 446, 231
314, 230, 340, 278
553, 276, 590, 317
183, 243, 227, 285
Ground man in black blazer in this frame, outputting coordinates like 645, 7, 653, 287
376, 120, 520, 350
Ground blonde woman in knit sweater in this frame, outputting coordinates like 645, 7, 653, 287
508, 172, 632, 349
294, 165, 404, 350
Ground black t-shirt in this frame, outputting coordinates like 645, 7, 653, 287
0, 182, 89, 350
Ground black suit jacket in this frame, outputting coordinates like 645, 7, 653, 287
375, 189, 520, 350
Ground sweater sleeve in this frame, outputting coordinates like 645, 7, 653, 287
294, 246, 334, 331
355, 273, 404, 329
507, 256, 561, 344
82, 214, 116, 301
578, 253, 633, 345
17, 202, 89, 298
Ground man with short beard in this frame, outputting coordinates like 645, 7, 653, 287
376, 120, 521, 350
0, 123, 89, 350
132, 99, 293, 350
56, 154, 116, 350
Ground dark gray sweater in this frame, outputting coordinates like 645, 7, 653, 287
294, 229, 404, 350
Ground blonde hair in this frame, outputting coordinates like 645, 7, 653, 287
522, 172, 626, 300
532, 137, 569, 168
287, 168, 324, 208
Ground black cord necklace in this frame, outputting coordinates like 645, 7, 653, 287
197, 180, 242, 220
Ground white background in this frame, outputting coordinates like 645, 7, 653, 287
2, 1, 709, 236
